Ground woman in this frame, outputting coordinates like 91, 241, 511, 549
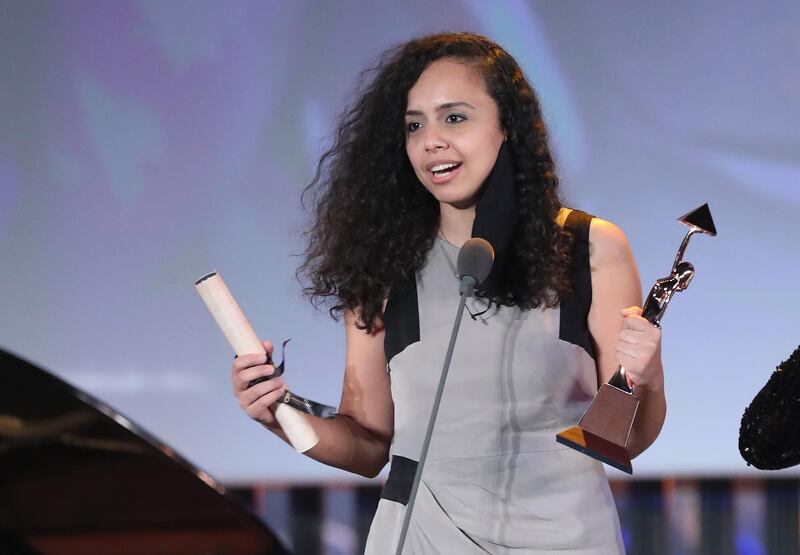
232, 33, 664, 553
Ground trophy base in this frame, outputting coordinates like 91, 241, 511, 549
556, 426, 633, 474
555, 383, 639, 474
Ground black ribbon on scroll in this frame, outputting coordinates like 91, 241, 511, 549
247, 339, 338, 419
739, 345, 800, 470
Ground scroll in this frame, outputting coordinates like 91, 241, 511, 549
195, 271, 319, 453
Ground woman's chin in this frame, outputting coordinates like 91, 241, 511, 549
432, 191, 480, 211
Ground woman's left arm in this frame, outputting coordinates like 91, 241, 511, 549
586, 218, 666, 459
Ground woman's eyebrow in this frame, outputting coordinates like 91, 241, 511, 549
436, 101, 476, 111
405, 101, 477, 117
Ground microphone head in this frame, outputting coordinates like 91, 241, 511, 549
739, 344, 800, 470
457, 238, 495, 286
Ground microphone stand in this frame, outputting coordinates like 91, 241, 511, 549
394, 275, 477, 555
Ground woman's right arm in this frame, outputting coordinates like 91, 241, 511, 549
231, 308, 394, 478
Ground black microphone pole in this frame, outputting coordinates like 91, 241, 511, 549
394, 238, 494, 555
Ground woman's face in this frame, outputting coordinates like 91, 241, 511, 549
405, 58, 505, 210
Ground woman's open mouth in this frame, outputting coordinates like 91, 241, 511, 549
429, 162, 462, 184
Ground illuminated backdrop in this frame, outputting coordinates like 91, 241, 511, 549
1, 0, 798, 482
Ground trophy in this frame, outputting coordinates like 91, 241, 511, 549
556, 204, 717, 473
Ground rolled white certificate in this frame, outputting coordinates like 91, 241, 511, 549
195, 271, 319, 453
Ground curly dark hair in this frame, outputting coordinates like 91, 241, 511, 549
299, 32, 572, 333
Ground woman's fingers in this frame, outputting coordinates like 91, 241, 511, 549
232, 355, 275, 390
616, 340, 659, 368
242, 379, 287, 421
239, 376, 286, 407
617, 326, 656, 350
237, 363, 276, 387
615, 306, 663, 391
228, 338, 286, 426
620, 313, 655, 333
233, 352, 268, 373
620, 306, 642, 318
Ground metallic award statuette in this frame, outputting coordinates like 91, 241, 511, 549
556, 204, 717, 473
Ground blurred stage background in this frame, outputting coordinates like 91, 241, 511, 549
1, 1, 798, 553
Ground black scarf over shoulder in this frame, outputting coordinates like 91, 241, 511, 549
382, 143, 517, 364
470, 141, 517, 298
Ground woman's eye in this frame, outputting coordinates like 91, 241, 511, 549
445, 113, 466, 124
406, 121, 421, 133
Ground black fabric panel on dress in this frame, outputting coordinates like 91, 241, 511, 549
382, 279, 420, 370
380, 455, 418, 505
471, 142, 517, 298
559, 209, 596, 360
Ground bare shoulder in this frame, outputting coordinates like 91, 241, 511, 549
557, 209, 633, 267
588, 217, 635, 269
586, 217, 642, 382
586, 216, 642, 308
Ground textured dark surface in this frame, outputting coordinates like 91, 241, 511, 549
739, 344, 800, 469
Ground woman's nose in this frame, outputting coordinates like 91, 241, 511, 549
423, 126, 447, 152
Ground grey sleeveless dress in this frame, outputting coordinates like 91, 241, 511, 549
365, 211, 625, 554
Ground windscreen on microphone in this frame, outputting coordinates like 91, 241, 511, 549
457, 238, 495, 286
739, 344, 800, 470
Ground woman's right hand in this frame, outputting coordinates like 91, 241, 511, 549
231, 339, 287, 429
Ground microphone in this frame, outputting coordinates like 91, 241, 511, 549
739, 344, 800, 470
395, 238, 494, 554
457, 237, 495, 297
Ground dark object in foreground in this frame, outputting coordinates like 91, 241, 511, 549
740, 345, 800, 470
0, 348, 287, 555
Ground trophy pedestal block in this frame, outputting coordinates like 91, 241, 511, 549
556, 384, 639, 474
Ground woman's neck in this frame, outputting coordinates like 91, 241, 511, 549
438, 203, 476, 247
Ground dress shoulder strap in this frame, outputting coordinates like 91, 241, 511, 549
560, 209, 596, 360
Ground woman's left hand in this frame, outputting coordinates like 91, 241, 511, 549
616, 306, 663, 392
